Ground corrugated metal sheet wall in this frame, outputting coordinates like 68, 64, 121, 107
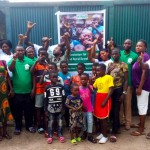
10, 7, 56, 48
1, 3, 150, 51
58, 5, 103, 12
114, 4, 150, 49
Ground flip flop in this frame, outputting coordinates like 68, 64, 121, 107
131, 130, 145, 136
38, 128, 44, 134
47, 137, 53, 144
59, 136, 65, 143
71, 138, 77, 144
146, 133, 150, 139
110, 135, 117, 142
76, 137, 81, 142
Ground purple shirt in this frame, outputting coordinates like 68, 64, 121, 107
132, 52, 150, 91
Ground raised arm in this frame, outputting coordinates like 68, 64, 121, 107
18, 34, 27, 46
8, 53, 18, 72
87, 47, 96, 63
62, 32, 71, 57
43, 37, 52, 52
24, 21, 36, 47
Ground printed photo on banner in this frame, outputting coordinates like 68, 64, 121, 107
56, 10, 106, 74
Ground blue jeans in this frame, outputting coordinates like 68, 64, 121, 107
48, 112, 63, 137
83, 112, 93, 133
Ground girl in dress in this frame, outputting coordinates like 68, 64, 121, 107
65, 84, 83, 144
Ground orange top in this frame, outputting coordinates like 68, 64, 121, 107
72, 75, 81, 86
35, 62, 49, 94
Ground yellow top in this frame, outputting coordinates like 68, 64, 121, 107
93, 75, 114, 93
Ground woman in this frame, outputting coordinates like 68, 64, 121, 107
87, 39, 112, 69
0, 60, 13, 140
0, 40, 13, 78
25, 46, 37, 62
131, 39, 150, 136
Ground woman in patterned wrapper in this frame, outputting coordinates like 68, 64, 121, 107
0, 60, 14, 141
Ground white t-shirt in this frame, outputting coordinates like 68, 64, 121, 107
44, 75, 64, 86
33, 44, 57, 58
0, 49, 13, 77
95, 59, 113, 67
95, 59, 113, 72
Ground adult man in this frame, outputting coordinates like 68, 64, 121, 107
24, 21, 56, 58
119, 39, 138, 130
8, 46, 35, 134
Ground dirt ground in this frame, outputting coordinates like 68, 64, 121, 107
0, 116, 150, 150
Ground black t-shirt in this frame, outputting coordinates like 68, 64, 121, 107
44, 84, 65, 113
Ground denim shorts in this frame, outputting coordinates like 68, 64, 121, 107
35, 94, 44, 108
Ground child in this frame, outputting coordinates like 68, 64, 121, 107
40, 62, 64, 137
107, 48, 128, 142
93, 63, 114, 144
44, 71, 66, 144
66, 84, 83, 144
72, 63, 85, 86
40, 62, 64, 86
30, 48, 49, 133
58, 60, 72, 127
79, 73, 97, 143
90, 63, 100, 133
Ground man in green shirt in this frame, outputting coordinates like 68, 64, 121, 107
8, 46, 35, 134
120, 39, 138, 130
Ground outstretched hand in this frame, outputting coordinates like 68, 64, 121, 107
27, 21, 36, 29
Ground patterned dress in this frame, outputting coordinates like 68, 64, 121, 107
0, 61, 13, 123
66, 95, 83, 131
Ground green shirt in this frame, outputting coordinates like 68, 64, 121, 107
8, 56, 34, 94
120, 50, 138, 86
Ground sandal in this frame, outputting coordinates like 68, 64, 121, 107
131, 130, 145, 136
110, 135, 117, 142
38, 128, 44, 134
28, 127, 36, 133
47, 137, 53, 144
76, 137, 81, 142
88, 136, 97, 143
59, 136, 65, 143
14, 129, 21, 135
146, 132, 150, 139
71, 138, 77, 144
